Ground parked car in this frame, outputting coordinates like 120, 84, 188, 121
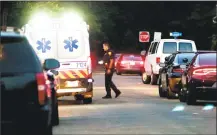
0, 30, 60, 135
116, 54, 145, 75
178, 51, 217, 105
143, 39, 197, 85
115, 53, 121, 69
158, 52, 196, 99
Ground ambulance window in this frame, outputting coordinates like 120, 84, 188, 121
163, 42, 177, 54
179, 42, 193, 52
0, 37, 42, 73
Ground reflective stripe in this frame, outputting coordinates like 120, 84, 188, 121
58, 69, 88, 79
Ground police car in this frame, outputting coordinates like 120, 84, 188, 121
142, 32, 197, 85
22, 12, 94, 104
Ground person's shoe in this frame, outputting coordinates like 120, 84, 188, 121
115, 91, 121, 98
102, 95, 112, 99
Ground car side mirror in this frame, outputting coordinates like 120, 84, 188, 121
159, 63, 166, 67
43, 58, 60, 71
182, 58, 188, 63
98, 60, 103, 65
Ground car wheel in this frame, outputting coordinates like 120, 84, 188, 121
186, 84, 196, 105
83, 98, 92, 104
150, 73, 157, 85
142, 72, 151, 84
158, 80, 166, 97
51, 91, 59, 126
179, 89, 186, 102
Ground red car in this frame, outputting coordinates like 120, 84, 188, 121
178, 51, 217, 105
115, 54, 145, 75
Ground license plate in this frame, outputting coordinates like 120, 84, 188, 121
65, 81, 79, 87
212, 82, 216, 87
130, 62, 135, 65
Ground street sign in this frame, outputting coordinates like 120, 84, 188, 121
154, 32, 162, 41
139, 31, 150, 42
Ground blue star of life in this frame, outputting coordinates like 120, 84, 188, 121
36, 38, 51, 53
64, 37, 78, 52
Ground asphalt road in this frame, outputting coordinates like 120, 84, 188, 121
53, 72, 216, 134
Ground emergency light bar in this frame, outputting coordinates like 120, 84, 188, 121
170, 32, 182, 39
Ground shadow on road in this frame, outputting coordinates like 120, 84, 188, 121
193, 101, 217, 106
57, 98, 129, 106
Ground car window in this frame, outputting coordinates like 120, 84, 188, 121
151, 42, 159, 54
163, 42, 177, 54
0, 37, 42, 73
179, 42, 193, 52
133, 56, 142, 61
148, 42, 154, 54
175, 53, 196, 65
199, 53, 217, 66
122, 55, 132, 60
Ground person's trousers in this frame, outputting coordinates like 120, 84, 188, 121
105, 70, 119, 96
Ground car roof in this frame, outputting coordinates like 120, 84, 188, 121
0, 31, 25, 38
153, 39, 194, 42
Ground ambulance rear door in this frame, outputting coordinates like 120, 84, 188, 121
25, 25, 57, 61
56, 27, 90, 74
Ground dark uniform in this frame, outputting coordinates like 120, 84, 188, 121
103, 49, 121, 98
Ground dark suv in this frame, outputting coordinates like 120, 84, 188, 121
0, 31, 60, 135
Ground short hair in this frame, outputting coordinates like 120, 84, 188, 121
103, 41, 110, 47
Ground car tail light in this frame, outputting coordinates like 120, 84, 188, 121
87, 56, 92, 75
36, 73, 51, 105
156, 57, 160, 63
193, 68, 216, 75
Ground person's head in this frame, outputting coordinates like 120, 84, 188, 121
103, 42, 110, 51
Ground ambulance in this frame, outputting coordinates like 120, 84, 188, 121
22, 12, 94, 104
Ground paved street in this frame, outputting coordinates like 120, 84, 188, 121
53, 72, 216, 134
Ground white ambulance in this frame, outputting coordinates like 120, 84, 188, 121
22, 12, 94, 104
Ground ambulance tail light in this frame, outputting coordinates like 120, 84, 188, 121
36, 73, 51, 105
87, 56, 92, 75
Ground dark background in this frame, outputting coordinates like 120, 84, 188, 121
1, 1, 217, 57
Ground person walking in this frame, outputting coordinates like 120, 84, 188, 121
102, 41, 121, 99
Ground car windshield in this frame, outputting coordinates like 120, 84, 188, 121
0, 37, 42, 73
176, 53, 196, 65
199, 53, 217, 66
163, 42, 177, 54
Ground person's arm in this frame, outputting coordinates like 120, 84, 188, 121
108, 51, 114, 69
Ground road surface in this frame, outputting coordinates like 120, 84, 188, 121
53, 72, 216, 134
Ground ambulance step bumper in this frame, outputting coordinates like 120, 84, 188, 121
57, 88, 86, 93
